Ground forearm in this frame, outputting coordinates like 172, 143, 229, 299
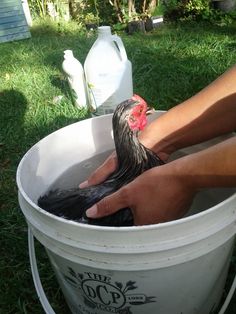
170, 137, 236, 189
140, 65, 236, 155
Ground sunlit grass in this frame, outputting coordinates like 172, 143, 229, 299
0, 18, 236, 313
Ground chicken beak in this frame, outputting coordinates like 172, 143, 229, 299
146, 106, 155, 115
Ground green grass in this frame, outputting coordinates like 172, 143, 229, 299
1, 18, 236, 313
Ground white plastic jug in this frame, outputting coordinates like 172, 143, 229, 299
84, 26, 133, 116
62, 50, 87, 109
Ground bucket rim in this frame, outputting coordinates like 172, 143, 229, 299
16, 113, 236, 232
17, 150, 236, 232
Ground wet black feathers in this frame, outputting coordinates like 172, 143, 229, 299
38, 99, 164, 226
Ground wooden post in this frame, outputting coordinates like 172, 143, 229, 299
0, 0, 31, 43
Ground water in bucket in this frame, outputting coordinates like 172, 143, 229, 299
45, 150, 235, 220
49, 150, 113, 191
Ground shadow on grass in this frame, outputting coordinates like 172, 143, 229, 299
1, 19, 236, 314
0, 89, 90, 314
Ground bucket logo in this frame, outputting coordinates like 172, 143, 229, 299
64, 267, 156, 313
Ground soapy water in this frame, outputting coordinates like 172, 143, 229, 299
47, 149, 235, 220
49, 150, 114, 191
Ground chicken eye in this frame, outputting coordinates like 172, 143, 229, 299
137, 105, 144, 114
129, 115, 136, 123
132, 106, 143, 116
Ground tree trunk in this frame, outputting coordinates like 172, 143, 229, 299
142, 0, 147, 13
141, 0, 158, 15
113, 0, 124, 23
128, 0, 136, 17
148, 0, 157, 14
68, 0, 76, 19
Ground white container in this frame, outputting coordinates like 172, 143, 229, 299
62, 50, 87, 109
16, 112, 236, 314
84, 26, 133, 116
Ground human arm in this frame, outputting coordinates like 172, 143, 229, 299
86, 137, 236, 225
140, 64, 236, 156
80, 64, 236, 188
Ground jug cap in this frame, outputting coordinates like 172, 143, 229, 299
98, 26, 112, 36
64, 50, 74, 59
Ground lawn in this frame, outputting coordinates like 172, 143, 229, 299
0, 18, 236, 313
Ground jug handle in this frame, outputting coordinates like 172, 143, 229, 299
111, 35, 128, 61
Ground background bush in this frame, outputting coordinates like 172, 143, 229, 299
27, 0, 236, 27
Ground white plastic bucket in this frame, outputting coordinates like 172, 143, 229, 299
17, 112, 236, 314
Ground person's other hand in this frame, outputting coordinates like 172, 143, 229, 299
79, 151, 118, 188
79, 145, 170, 189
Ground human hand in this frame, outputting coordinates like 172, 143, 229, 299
79, 144, 170, 189
79, 151, 118, 188
85, 161, 196, 225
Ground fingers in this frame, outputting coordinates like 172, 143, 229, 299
86, 187, 130, 219
79, 152, 117, 188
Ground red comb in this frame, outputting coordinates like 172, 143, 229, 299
131, 94, 147, 105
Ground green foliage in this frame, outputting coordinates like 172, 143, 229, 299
185, 0, 210, 13
28, 0, 159, 26
202, 8, 235, 25
28, 0, 70, 20
28, 0, 47, 18
161, 0, 211, 20
30, 0, 234, 27
161, 0, 236, 25
70, 0, 115, 26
